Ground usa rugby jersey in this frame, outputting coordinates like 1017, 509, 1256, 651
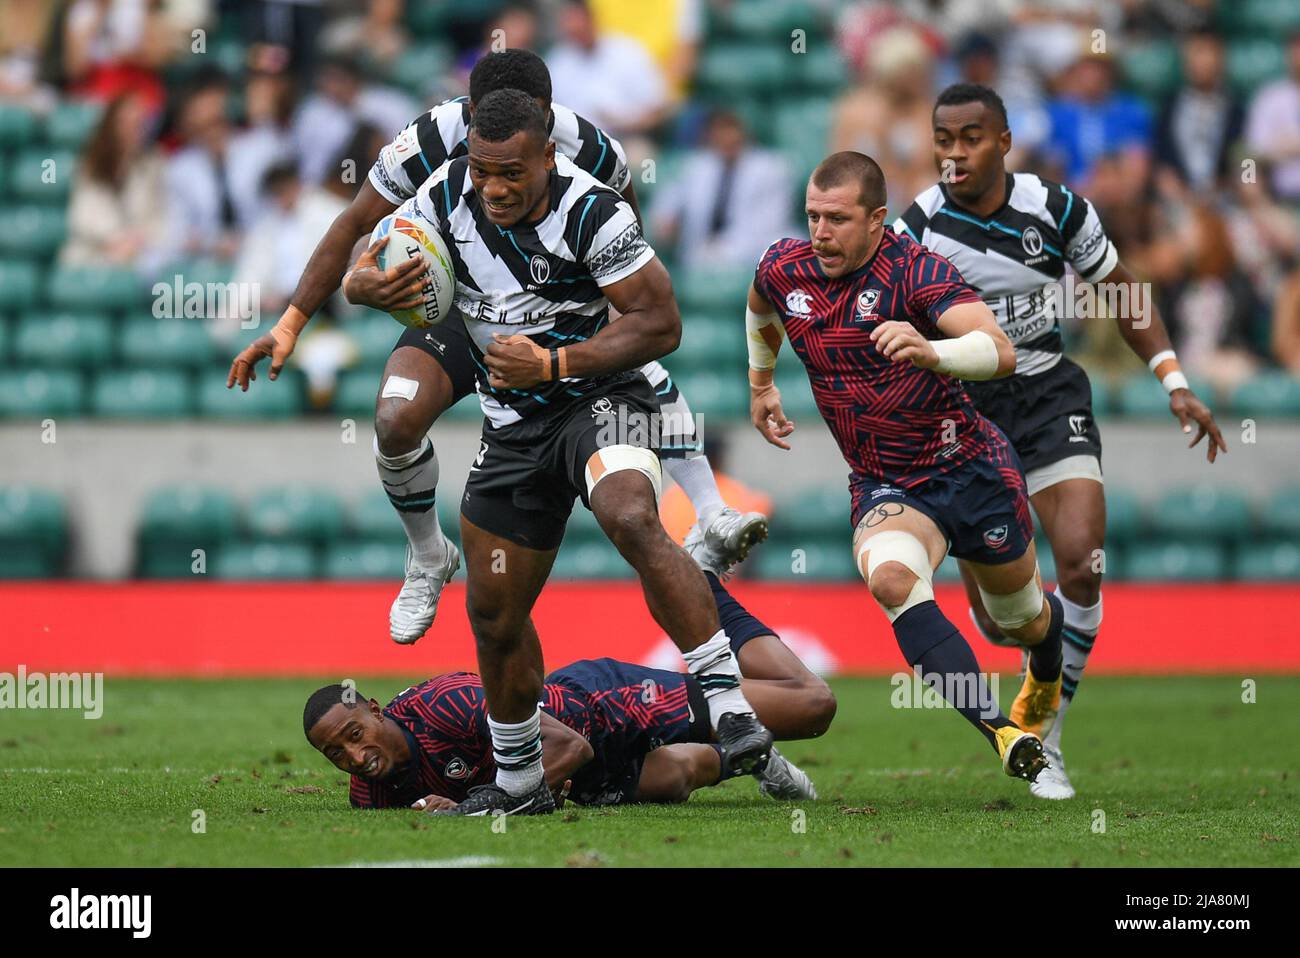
894, 173, 1118, 377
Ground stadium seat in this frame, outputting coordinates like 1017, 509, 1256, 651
91, 369, 194, 418
323, 540, 409, 580
549, 539, 635, 580
774, 363, 821, 419
245, 487, 346, 543
390, 42, 454, 97
350, 490, 408, 543
212, 541, 318, 580
43, 101, 104, 150
1123, 542, 1227, 581
9, 149, 77, 203
1227, 40, 1288, 95
775, 483, 850, 538
47, 266, 143, 311
119, 318, 216, 368
1261, 486, 1300, 539
0, 104, 38, 147
0, 260, 40, 310
14, 313, 114, 367
775, 98, 835, 186
333, 367, 382, 417
1103, 486, 1143, 544
1226, 0, 1300, 35
196, 369, 304, 418
1229, 371, 1300, 417
0, 368, 84, 417
1120, 41, 1181, 101
666, 369, 748, 418
1149, 484, 1254, 543
1235, 542, 1300, 581
675, 267, 755, 314
136, 486, 241, 578
721, 0, 827, 39
672, 316, 745, 371
1089, 375, 1112, 416
0, 205, 67, 258
1116, 372, 1214, 417
754, 537, 857, 581
697, 44, 793, 97
0, 487, 68, 576
0, 317, 8, 362
796, 47, 848, 94
561, 504, 605, 544
347, 313, 402, 367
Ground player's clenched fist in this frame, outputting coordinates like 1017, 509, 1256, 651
344, 234, 429, 311
750, 381, 795, 450
869, 320, 940, 369
485, 333, 550, 390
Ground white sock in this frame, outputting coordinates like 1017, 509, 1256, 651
1047, 587, 1102, 750
374, 435, 449, 570
488, 709, 544, 797
682, 628, 754, 725
664, 455, 727, 530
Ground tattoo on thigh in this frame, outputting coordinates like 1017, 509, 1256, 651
862, 502, 905, 528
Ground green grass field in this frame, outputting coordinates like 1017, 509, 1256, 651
2, 675, 1297, 867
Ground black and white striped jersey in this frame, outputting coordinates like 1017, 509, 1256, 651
893, 173, 1119, 377
402, 152, 656, 428
369, 96, 631, 206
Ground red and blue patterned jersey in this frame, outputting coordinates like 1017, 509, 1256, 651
348, 661, 696, 808
754, 228, 1006, 490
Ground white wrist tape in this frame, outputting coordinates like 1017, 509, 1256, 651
1147, 349, 1177, 372
1161, 370, 1189, 394
746, 306, 784, 371
931, 330, 1000, 380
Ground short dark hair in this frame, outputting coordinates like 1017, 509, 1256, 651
469, 49, 552, 107
303, 684, 362, 740
470, 88, 548, 146
933, 82, 1009, 129
810, 151, 887, 210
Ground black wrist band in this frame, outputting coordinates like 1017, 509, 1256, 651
549, 348, 561, 381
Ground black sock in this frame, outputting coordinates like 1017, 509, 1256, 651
1026, 591, 1064, 682
704, 572, 778, 655
892, 601, 1015, 750
707, 743, 736, 781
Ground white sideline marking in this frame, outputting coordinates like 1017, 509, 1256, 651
328, 856, 504, 869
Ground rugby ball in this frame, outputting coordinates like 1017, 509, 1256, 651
369, 210, 456, 329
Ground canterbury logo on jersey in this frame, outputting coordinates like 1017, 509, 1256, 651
786, 289, 813, 315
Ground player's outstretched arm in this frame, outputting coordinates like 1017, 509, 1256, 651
1099, 261, 1227, 462
746, 284, 794, 450
226, 182, 404, 390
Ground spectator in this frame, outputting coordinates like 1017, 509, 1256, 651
587, 0, 702, 104
951, 31, 1050, 167
1154, 29, 1244, 196
226, 63, 298, 226
239, 0, 325, 84
61, 0, 182, 112
1272, 267, 1300, 374
451, 3, 541, 92
831, 23, 937, 215
1045, 50, 1151, 195
60, 90, 172, 275
290, 54, 415, 185
649, 109, 794, 270
0, 0, 56, 104
165, 68, 245, 259
320, 0, 409, 76
1244, 31, 1300, 205
547, 0, 668, 138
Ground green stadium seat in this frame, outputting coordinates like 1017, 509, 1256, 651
390, 43, 454, 97
1149, 484, 1254, 543
323, 540, 409, 579
347, 313, 402, 366
212, 541, 317, 580
775, 98, 834, 183
0, 104, 38, 147
1261, 486, 1300, 539
1089, 376, 1112, 416
671, 316, 745, 371
774, 363, 821, 419
561, 505, 605, 544
722, 0, 827, 38
350, 490, 407, 542
1227, 0, 1300, 35
245, 487, 346, 542
1103, 486, 1143, 544
796, 47, 848, 94
0, 487, 68, 574
635, 148, 688, 211
119, 318, 216, 368
0, 317, 8, 362
1235, 542, 1300, 581
47, 266, 143, 311
43, 101, 104, 150
91, 369, 194, 418
407, 1, 452, 36
675, 267, 754, 314
0, 205, 67, 258
0, 260, 40, 310
0, 368, 84, 417
666, 369, 748, 418
1229, 371, 1300, 417
1226, 40, 1287, 95
1116, 372, 1213, 417
696, 44, 794, 97
9, 149, 76, 203
14, 313, 114, 367
196, 369, 304, 418
774, 483, 850, 538
1123, 542, 1227, 581
550, 539, 634, 580
135, 486, 241, 578
333, 367, 382, 417
754, 537, 857, 581
1120, 41, 1181, 102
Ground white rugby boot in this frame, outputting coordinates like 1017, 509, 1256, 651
698, 506, 768, 577
389, 541, 460, 645
1030, 744, 1076, 800
756, 746, 818, 800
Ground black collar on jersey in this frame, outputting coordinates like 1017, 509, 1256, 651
939, 171, 1015, 221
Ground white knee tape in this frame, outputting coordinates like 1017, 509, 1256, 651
858, 530, 934, 621
381, 375, 420, 401
585, 445, 663, 502
980, 575, 1044, 631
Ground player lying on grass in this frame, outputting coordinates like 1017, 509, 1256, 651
747, 150, 1067, 785
228, 48, 767, 647
304, 572, 835, 809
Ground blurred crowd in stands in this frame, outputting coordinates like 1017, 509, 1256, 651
2, 0, 1300, 396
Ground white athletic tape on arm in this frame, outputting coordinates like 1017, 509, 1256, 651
979, 574, 1044, 631
1160, 370, 1189, 394
858, 530, 934, 622
931, 330, 1000, 380
746, 306, 784, 371
584, 445, 663, 502
381, 376, 420, 401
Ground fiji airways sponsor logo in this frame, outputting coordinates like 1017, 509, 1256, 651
50, 889, 151, 938
785, 289, 813, 316
982, 525, 1010, 550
